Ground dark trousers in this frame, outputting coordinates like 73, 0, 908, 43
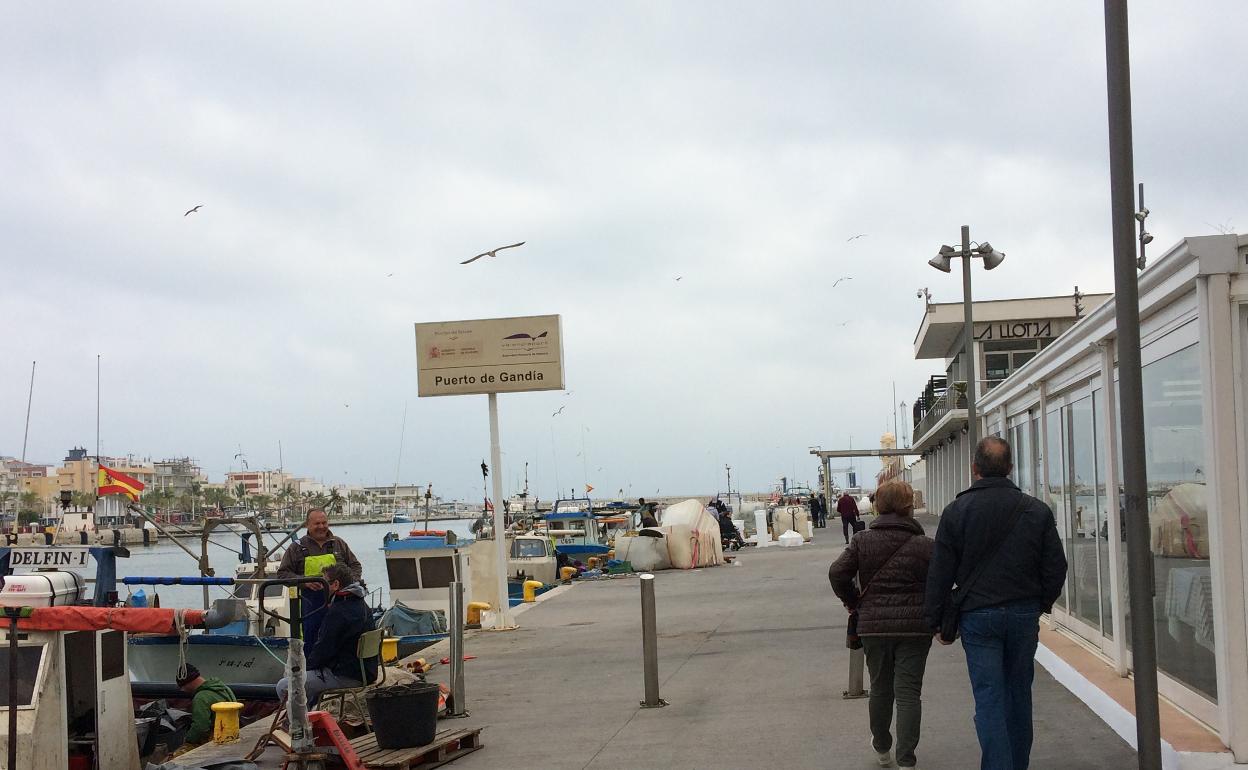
841, 516, 854, 543
862, 636, 932, 768
960, 601, 1043, 770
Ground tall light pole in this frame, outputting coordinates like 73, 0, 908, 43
927, 226, 1005, 475
1105, 1, 1161, 766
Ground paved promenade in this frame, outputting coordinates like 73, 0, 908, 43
443, 521, 1136, 769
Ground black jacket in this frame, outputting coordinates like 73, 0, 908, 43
923, 477, 1067, 628
306, 583, 379, 684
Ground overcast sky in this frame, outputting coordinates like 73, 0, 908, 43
2, 2, 1244, 501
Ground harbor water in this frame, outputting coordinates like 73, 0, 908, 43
116, 518, 479, 611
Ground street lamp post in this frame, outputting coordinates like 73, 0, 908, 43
927, 225, 1005, 479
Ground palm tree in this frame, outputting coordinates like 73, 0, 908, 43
233, 483, 248, 506
70, 490, 96, 509
0, 490, 15, 518
347, 491, 366, 517
252, 494, 274, 514
326, 488, 345, 518
203, 487, 229, 512
19, 490, 42, 516
188, 481, 203, 515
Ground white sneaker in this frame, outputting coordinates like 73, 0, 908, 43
871, 740, 892, 767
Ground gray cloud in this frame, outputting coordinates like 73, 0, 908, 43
2, 1, 1243, 499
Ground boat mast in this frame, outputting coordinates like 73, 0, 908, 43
20, 360, 34, 462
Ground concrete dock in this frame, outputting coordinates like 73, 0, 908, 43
179, 518, 1138, 768
437, 521, 1136, 769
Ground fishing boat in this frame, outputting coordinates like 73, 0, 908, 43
540, 496, 611, 563
392, 509, 415, 523
125, 512, 306, 686
0, 542, 242, 767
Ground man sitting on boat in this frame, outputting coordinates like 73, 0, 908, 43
176, 664, 237, 747
276, 508, 364, 656
276, 563, 379, 708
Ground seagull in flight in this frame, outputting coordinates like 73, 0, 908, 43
674, 276, 683, 282
461, 241, 525, 265
184, 205, 203, 217
846, 233, 867, 242
552, 405, 566, 417
832, 276, 853, 287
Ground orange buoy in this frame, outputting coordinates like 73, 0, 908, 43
408, 529, 448, 537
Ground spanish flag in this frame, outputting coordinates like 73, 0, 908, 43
98, 464, 145, 502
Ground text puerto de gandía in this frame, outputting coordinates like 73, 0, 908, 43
435, 369, 545, 387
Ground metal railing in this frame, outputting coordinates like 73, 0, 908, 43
913, 382, 968, 443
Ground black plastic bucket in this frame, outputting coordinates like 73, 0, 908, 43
366, 682, 441, 749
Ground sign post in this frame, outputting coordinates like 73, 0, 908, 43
415, 314, 565, 631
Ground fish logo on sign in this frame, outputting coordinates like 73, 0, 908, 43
503, 332, 548, 341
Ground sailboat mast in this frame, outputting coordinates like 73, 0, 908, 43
20, 361, 34, 462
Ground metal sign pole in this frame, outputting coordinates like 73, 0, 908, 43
488, 393, 514, 630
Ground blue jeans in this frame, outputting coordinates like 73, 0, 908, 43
960, 601, 1042, 770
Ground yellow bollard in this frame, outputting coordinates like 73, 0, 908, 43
211, 701, 243, 744
523, 580, 543, 603
466, 601, 490, 627
381, 637, 399, 662
560, 566, 578, 581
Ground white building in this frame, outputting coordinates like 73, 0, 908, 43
951, 234, 1247, 762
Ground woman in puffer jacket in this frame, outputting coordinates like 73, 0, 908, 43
828, 480, 934, 770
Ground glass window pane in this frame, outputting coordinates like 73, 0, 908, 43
1046, 408, 1069, 610
1126, 343, 1215, 700
1093, 388, 1113, 638
1069, 396, 1103, 633
1015, 420, 1033, 496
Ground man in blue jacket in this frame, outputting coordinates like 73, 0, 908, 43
924, 437, 1067, 770
277, 563, 379, 709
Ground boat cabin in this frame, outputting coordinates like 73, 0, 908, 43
382, 532, 474, 618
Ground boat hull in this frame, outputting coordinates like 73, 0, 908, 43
128, 635, 289, 685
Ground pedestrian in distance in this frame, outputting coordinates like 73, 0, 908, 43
809, 492, 824, 528
924, 437, 1067, 770
837, 490, 861, 544
818, 492, 829, 528
828, 480, 934, 769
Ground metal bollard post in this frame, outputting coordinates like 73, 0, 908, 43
639, 573, 667, 708
447, 580, 468, 717
843, 646, 868, 699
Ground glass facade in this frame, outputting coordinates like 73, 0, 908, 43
1091, 388, 1113, 638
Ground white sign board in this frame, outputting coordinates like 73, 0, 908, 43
8, 547, 93, 569
414, 314, 565, 397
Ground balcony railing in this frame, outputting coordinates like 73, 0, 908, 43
913, 382, 968, 442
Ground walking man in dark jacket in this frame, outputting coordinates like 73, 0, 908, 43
837, 491, 861, 544
924, 437, 1067, 770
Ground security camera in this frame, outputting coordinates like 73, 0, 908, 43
1134, 208, 1150, 222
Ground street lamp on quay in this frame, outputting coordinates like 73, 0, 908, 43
926, 225, 1005, 466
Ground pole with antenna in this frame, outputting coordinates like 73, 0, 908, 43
20, 362, 35, 462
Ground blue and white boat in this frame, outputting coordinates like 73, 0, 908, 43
543, 497, 611, 562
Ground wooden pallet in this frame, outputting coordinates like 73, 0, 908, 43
350, 727, 483, 769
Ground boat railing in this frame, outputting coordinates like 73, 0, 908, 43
255, 576, 322, 635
